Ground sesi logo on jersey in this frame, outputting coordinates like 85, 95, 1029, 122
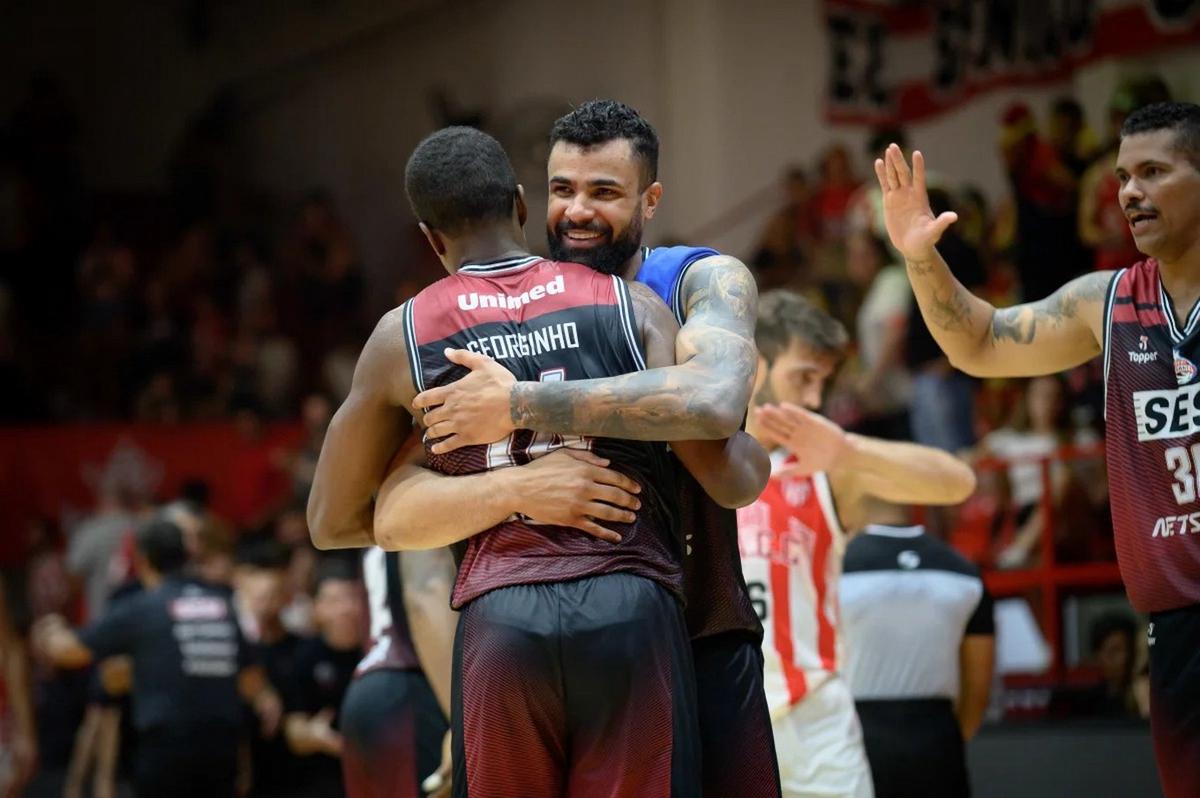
1133, 383, 1200, 442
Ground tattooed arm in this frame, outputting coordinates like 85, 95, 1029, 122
630, 280, 770, 508
876, 144, 1110, 377
415, 255, 759, 445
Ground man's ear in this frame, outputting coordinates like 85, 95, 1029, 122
515, 185, 528, 227
418, 221, 447, 257
643, 181, 663, 220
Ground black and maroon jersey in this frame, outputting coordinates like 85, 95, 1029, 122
355, 547, 420, 677
401, 254, 679, 608
637, 245, 764, 643
1103, 258, 1200, 613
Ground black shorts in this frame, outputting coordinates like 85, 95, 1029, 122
855, 698, 968, 798
452, 573, 699, 798
340, 668, 448, 798
1148, 603, 1200, 798
692, 633, 781, 798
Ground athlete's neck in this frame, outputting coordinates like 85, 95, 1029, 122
1158, 244, 1200, 325
619, 247, 648, 282
446, 230, 530, 273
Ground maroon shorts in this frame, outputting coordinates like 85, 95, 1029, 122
341, 668, 447, 798
451, 573, 699, 797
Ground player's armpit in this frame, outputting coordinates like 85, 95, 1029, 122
307, 308, 417, 550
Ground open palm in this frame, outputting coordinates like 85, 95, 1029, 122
874, 144, 958, 260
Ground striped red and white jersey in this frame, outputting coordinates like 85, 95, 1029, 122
737, 456, 846, 719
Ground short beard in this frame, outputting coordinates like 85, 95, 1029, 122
547, 213, 644, 276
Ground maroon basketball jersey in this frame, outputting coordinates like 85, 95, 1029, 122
1104, 259, 1200, 612
402, 255, 680, 608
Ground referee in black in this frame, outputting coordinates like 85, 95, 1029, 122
839, 499, 995, 798
33, 517, 282, 798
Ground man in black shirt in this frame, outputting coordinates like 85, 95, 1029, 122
33, 518, 282, 798
235, 540, 306, 798
283, 558, 364, 798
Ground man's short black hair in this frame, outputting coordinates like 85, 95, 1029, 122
136, 519, 189, 576
311, 555, 359, 598
1121, 102, 1200, 170
236, 538, 292, 571
404, 126, 518, 234
1089, 611, 1137, 654
549, 100, 659, 188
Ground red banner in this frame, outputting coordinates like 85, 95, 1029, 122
0, 423, 304, 565
824, 0, 1200, 125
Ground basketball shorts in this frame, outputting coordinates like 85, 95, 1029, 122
692, 633, 782, 797
773, 677, 874, 798
451, 572, 699, 798
341, 668, 448, 798
1148, 603, 1200, 798
855, 698, 967, 798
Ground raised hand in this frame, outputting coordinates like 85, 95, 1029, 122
874, 144, 958, 261
414, 348, 517, 453
754, 403, 850, 478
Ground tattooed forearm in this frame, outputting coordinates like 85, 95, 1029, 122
510, 332, 756, 440
905, 256, 937, 276
509, 256, 758, 441
904, 244, 1108, 376
929, 285, 975, 332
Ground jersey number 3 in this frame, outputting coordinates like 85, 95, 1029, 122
1165, 444, 1200, 505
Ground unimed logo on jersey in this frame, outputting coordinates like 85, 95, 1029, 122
457, 275, 565, 311
1133, 383, 1200, 442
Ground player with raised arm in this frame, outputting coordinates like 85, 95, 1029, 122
738, 290, 976, 798
875, 101, 1200, 798
307, 126, 766, 798
405, 100, 781, 797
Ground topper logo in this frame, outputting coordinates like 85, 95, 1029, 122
458, 275, 565, 311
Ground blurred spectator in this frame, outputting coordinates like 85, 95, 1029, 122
1052, 612, 1147, 720
227, 402, 292, 533
283, 559, 365, 798
279, 191, 364, 374
810, 143, 861, 292
66, 478, 153, 623
752, 166, 813, 289
1048, 97, 1095, 178
999, 102, 1088, 302
234, 540, 306, 798
285, 394, 333, 505
33, 517, 282, 798
1084, 613, 1143, 718
906, 188, 986, 454
1, 574, 38, 797
846, 231, 912, 440
977, 376, 1101, 569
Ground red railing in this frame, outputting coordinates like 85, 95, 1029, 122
970, 442, 1120, 681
